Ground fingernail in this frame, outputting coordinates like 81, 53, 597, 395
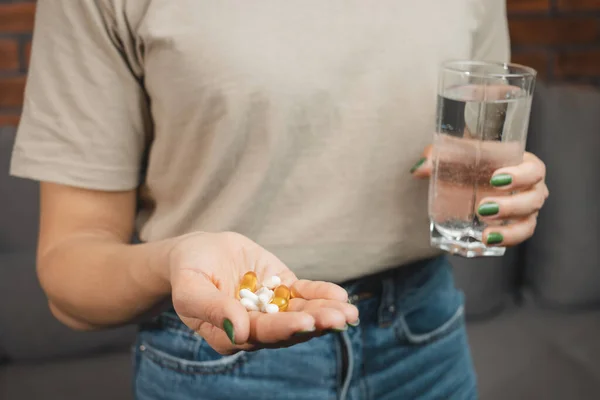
223, 319, 235, 344
478, 202, 499, 216
490, 174, 512, 187
328, 324, 349, 333
348, 318, 360, 327
487, 232, 504, 245
410, 157, 427, 173
293, 327, 316, 337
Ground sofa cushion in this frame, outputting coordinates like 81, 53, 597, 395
468, 299, 600, 400
450, 247, 521, 319
524, 83, 600, 307
0, 127, 39, 252
1, 126, 137, 361
0, 253, 137, 361
0, 351, 133, 400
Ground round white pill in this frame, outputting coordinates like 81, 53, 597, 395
255, 287, 271, 297
239, 288, 259, 303
257, 293, 272, 305
240, 298, 259, 312
263, 276, 282, 289
264, 304, 279, 314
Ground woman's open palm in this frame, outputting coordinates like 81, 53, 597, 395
168, 232, 359, 355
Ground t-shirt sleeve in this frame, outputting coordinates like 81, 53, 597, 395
471, 0, 511, 63
10, 0, 151, 191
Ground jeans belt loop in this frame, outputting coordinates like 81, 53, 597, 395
377, 277, 397, 328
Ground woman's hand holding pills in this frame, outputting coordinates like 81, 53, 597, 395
166, 232, 359, 355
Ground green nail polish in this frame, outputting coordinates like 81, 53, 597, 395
490, 174, 512, 187
329, 325, 349, 333
410, 157, 427, 173
223, 319, 235, 344
293, 328, 316, 337
478, 202, 499, 216
487, 232, 504, 245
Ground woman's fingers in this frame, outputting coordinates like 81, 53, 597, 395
189, 319, 252, 355
305, 306, 348, 330
204, 296, 353, 343
410, 144, 434, 179
289, 298, 359, 326
483, 213, 538, 247
490, 152, 546, 191
236, 300, 356, 350
480, 152, 547, 247
478, 181, 548, 219
248, 311, 317, 343
290, 280, 349, 303
193, 310, 315, 353
202, 305, 346, 352
194, 296, 359, 354
172, 269, 251, 345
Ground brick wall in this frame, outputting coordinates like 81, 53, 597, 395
0, 0, 599, 127
508, 0, 600, 83
0, 0, 33, 127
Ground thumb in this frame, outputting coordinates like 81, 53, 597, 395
172, 270, 250, 345
410, 144, 433, 179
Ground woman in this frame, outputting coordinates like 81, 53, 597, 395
11, 1, 547, 399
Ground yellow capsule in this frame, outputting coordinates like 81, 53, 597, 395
239, 271, 258, 293
273, 285, 291, 301
270, 296, 289, 311
290, 286, 301, 299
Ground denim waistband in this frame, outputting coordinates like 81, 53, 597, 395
341, 256, 449, 326
342, 256, 445, 298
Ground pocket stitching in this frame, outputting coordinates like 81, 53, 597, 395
140, 340, 250, 375
396, 304, 465, 345
157, 314, 200, 339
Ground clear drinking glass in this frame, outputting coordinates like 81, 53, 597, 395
429, 60, 536, 257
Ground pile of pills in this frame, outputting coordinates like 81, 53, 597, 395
237, 271, 294, 314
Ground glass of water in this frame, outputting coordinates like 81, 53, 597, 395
429, 60, 536, 257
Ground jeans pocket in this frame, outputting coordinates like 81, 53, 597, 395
395, 285, 466, 346
137, 312, 250, 375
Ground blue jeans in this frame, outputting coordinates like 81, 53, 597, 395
133, 257, 477, 399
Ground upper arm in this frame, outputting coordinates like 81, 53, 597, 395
10, 0, 151, 191
471, 0, 511, 63
7, 1, 150, 260
38, 182, 137, 263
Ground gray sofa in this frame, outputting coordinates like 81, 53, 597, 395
452, 82, 600, 399
0, 130, 137, 399
1, 82, 599, 400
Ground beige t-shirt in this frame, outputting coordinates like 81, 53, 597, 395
11, 0, 510, 282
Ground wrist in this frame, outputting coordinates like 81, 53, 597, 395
148, 232, 206, 289
128, 237, 180, 297
151, 238, 181, 292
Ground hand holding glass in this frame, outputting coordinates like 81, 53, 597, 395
429, 61, 536, 257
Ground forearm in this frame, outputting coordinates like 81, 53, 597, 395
38, 233, 177, 329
